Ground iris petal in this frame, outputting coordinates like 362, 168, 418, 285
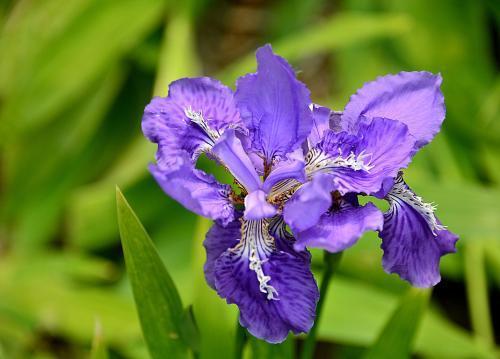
307, 104, 343, 148
283, 173, 334, 233
379, 174, 458, 287
214, 218, 318, 343
212, 129, 261, 192
342, 71, 445, 149
244, 190, 277, 220
262, 148, 306, 193
142, 77, 242, 171
235, 45, 313, 162
203, 216, 241, 289
149, 157, 234, 225
306, 118, 414, 195
294, 195, 383, 252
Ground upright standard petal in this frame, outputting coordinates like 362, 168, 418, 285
149, 158, 234, 226
142, 77, 242, 170
235, 44, 313, 162
214, 219, 319, 343
305, 118, 414, 195
294, 194, 383, 252
342, 72, 445, 149
379, 174, 458, 287
307, 104, 342, 148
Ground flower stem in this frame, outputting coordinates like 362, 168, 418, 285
300, 251, 343, 359
234, 317, 247, 359
464, 241, 494, 348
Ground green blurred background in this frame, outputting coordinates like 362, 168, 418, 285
0, 0, 499, 358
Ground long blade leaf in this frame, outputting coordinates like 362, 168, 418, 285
116, 186, 190, 359
364, 288, 430, 359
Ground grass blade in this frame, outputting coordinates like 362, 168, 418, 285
364, 288, 430, 359
90, 320, 108, 359
116, 186, 190, 358
464, 242, 495, 348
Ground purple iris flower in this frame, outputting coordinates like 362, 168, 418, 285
142, 45, 319, 343
283, 72, 458, 288
142, 42, 459, 343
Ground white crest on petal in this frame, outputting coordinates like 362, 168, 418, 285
184, 106, 221, 144
387, 173, 446, 236
268, 147, 374, 205
232, 219, 279, 301
305, 147, 373, 179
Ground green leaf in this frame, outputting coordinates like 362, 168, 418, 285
464, 242, 495, 348
153, 9, 200, 97
0, 252, 141, 346
0, 0, 166, 141
116, 186, 190, 359
484, 240, 500, 286
317, 276, 496, 358
68, 9, 202, 251
90, 321, 109, 359
180, 305, 200, 354
364, 288, 430, 359
2, 68, 124, 252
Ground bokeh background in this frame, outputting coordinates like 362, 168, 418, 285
0, 0, 499, 358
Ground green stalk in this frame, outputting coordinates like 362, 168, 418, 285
464, 241, 494, 348
234, 318, 247, 359
300, 251, 343, 359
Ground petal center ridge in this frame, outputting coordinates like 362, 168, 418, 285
234, 219, 279, 300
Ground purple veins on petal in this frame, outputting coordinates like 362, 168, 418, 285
149, 158, 234, 226
379, 173, 458, 287
308, 130, 371, 178
217, 219, 279, 301
203, 216, 242, 289
235, 44, 313, 162
214, 218, 319, 343
142, 77, 243, 170
304, 117, 414, 195
294, 194, 383, 252
268, 215, 294, 242
341, 71, 445, 149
